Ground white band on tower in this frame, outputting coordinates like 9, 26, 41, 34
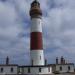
30, 50, 44, 65
31, 18, 42, 32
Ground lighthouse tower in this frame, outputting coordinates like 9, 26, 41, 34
30, 0, 44, 66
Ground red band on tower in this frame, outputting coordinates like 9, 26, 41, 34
30, 32, 43, 50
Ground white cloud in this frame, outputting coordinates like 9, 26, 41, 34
42, 0, 75, 64
0, 0, 75, 65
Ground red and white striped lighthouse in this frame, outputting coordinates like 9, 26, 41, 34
30, 0, 44, 66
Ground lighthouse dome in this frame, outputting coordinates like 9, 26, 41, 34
30, 0, 42, 18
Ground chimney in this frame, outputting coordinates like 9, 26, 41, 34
63, 59, 65, 64
6, 56, 9, 65
61, 56, 64, 64
45, 59, 47, 65
56, 57, 58, 64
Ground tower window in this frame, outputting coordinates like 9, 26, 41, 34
1, 68, 3, 72
28, 68, 30, 73
11, 68, 14, 72
40, 56, 41, 60
32, 60, 33, 66
60, 66, 62, 71
68, 66, 70, 71
39, 68, 41, 72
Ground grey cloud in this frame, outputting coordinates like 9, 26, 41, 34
0, 0, 75, 65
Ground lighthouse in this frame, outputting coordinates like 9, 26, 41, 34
30, 0, 44, 66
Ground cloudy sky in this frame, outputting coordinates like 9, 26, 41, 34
0, 0, 75, 65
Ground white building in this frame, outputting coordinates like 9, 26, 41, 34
19, 66, 52, 75
0, 56, 74, 75
52, 56, 75, 74
55, 63, 74, 73
0, 64, 18, 75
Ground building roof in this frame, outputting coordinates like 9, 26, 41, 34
48, 63, 74, 66
0, 64, 18, 66
19, 65, 54, 68
0, 63, 73, 67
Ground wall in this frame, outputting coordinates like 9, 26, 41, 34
56, 64, 74, 73
20, 66, 52, 74
0, 66, 18, 74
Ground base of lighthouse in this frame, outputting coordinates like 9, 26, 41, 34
30, 50, 44, 66
19, 65, 53, 75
